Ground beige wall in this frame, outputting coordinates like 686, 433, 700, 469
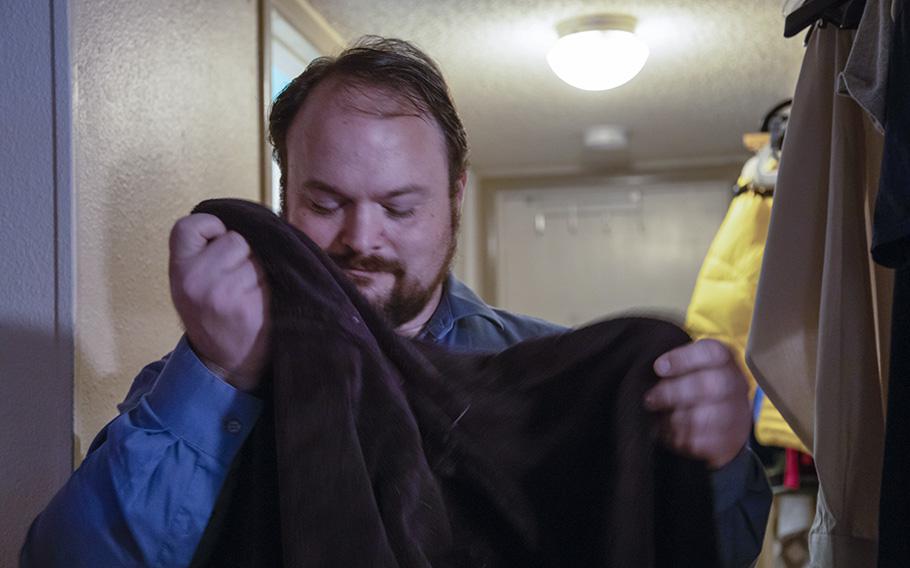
72, 0, 262, 458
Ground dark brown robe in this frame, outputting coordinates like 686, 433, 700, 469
189, 198, 718, 567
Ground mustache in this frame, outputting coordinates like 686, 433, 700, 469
329, 252, 405, 275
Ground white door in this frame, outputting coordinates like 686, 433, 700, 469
494, 181, 730, 327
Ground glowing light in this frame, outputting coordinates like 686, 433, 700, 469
547, 15, 650, 91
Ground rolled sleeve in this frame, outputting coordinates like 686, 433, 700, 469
145, 336, 263, 466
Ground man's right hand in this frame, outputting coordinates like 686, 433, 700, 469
168, 213, 269, 392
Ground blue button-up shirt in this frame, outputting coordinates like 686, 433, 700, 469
22, 275, 770, 567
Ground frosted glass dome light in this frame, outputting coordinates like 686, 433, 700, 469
547, 14, 649, 91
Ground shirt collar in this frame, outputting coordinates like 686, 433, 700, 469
422, 274, 505, 341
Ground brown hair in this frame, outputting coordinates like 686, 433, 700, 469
269, 36, 468, 213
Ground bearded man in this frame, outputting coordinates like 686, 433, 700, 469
23, 37, 771, 567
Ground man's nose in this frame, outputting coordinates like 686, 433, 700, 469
340, 204, 383, 254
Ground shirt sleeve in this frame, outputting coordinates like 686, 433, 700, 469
20, 336, 263, 568
710, 445, 773, 567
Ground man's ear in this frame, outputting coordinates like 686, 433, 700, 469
453, 171, 468, 211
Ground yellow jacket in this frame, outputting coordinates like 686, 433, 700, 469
685, 185, 808, 453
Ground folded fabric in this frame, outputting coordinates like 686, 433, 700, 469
188, 198, 718, 567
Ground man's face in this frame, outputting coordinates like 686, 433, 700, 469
284, 79, 464, 328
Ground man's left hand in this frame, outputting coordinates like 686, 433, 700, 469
644, 339, 751, 470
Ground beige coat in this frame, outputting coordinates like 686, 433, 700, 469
746, 24, 892, 568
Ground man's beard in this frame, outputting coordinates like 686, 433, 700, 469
330, 202, 460, 328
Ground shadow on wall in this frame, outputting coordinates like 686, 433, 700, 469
0, 324, 72, 566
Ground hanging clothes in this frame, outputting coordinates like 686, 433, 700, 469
874, 1, 910, 565
783, 0, 867, 37
685, 188, 773, 404
836, 0, 896, 133
755, 395, 809, 453
869, 4, 910, 266
745, 22, 891, 568
686, 144, 808, 453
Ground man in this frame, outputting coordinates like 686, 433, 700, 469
23, 37, 770, 566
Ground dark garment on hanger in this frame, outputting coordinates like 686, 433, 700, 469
871, 2, 910, 268
876, 2, 910, 566
785, 0, 867, 38
836, 0, 895, 134
878, 269, 910, 567
186, 198, 718, 567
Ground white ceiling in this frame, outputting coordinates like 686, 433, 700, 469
307, 0, 806, 178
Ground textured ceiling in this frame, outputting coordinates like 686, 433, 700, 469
307, 0, 806, 177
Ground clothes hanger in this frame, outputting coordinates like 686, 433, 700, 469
742, 100, 792, 152
762, 100, 791, 155
734, 101, 792, 197
784, 0, 867, 37
760, 100, 793, 133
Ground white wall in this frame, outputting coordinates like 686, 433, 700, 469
71, 0, 262, 458
0, 1, 73, 564
494, 180, 731, 327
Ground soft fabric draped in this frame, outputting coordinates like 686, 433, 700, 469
189, 198, 718, 567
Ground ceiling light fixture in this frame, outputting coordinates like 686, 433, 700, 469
547, 14, 649, 91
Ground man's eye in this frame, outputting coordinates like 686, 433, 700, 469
385, 206, 416, 219
308, 200, 338, 215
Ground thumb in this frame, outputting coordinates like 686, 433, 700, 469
169, 213, 227, 262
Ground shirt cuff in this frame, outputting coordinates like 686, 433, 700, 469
144, 336, 264, 465
709, 445, 757, 513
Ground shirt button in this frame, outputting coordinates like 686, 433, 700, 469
352, 315, 361, 324
224, 418, 242, 434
